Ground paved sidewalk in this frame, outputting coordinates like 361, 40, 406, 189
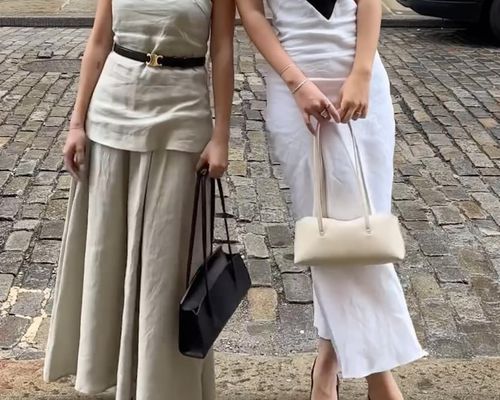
0, 0, 411, 16
2, 355, 500, 399
0, 25, 499, 398
383, 0, 417, 16
0, 0, 96, 16
0, 0, 449, 27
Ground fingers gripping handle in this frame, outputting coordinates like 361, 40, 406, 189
312, 121, 373, 235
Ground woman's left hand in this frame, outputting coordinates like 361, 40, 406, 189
197, 137, 229, 179
337, 71, 371, 123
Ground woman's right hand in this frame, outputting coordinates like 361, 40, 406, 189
64, 127, 87, 181
291, 80, 340, 134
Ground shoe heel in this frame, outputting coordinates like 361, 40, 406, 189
310, 357, 317, 400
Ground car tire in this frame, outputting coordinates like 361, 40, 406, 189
491, 0, 500, 41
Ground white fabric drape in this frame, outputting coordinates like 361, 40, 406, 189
265, 0, 427, 378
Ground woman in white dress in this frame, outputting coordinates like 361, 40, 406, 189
43, 1, 235, 399
237, 0, 427, 399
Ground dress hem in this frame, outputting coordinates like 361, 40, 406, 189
339, 350, 429, 380
43, 370, 117, 397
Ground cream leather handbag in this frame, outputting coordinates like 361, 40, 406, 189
294, 121, 406, 267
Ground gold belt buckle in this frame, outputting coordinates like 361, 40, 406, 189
146, 52, 163, 67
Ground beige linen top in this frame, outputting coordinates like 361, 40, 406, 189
86, 0, 213, 153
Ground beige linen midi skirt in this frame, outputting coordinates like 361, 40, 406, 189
43, 141, 215, 400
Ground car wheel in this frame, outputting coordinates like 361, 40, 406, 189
491, 0, 500, 41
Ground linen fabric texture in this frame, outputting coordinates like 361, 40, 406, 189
86, 0, 213, 153
44, 0, 217, 397
44, 142, 215, 400
265, 0, 427, 379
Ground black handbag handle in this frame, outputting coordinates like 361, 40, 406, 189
185, 170, 234, 290
200, 174, 212, 314
216, 178, 237, 283
186, 171, 203, 289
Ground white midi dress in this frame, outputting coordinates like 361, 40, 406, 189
43, 1, 216, 399
265, 0, 427, 379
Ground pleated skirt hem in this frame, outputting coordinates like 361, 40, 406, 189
43, 141, 215, 400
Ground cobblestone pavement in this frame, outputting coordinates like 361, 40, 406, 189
0, 27, 499, 365
0, 0, 408, 17
0, 0, 97, 16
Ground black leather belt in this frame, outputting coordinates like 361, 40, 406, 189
113, 43, 206, 69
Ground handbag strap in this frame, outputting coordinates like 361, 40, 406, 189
185, 171, 212, 300
313, 121, 373, 234
185, 171, 234, 290
186, 171, 203, 289
200, 175, 213, 310
216, 179, 234, 258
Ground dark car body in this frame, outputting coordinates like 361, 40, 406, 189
398, 0, 490, 22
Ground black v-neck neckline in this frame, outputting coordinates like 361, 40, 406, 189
304, 0, 337, 20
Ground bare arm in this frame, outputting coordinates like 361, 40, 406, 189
64, 0, 113, 180
198, 0, 236, 178
337, 0, 382, 122
70, 0, 113, 130
352, 0, 382, 77
210, 0, 236, 143
236, 0, 304, 90
236, 0, 339, 131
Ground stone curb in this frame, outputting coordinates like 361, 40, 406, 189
0, 16, 464, 28
0, 16, 94, 28
1, 354, 500, 399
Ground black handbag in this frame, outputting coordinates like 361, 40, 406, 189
179, 170, 251, 359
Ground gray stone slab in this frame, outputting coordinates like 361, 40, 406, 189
0, 315, 30, 349
0, 274, 14, 302
44, 199, 68, 220
432, 205, 464, 225
395, 200, 429, 221
31, 240, 60, 264
5, 231, 33, 252
243, 233, 269, 259
414, 232, 450, 256
435, 267, 469, 284
0, 252, 24, 275
247, 259, 272, 287
0, 197, 22, 220
10, 291, 44, 317
272, 247, 306, 273
39, 220, 64, 240
22, 264, 54, 290
34, 171, 58, 186
282, 273, 313, 304
3, 176, 30, 196
14, 160, 38, 176
13, 220, 40, 231
266, 224, 292, 248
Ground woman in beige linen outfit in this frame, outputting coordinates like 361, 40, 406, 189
43, 1, 235, 399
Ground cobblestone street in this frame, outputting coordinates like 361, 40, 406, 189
0, 26, 500, 398
0, 0, 96, 16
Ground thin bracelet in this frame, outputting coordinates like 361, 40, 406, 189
292, 78, 310, 94
279, 63, 295, 77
